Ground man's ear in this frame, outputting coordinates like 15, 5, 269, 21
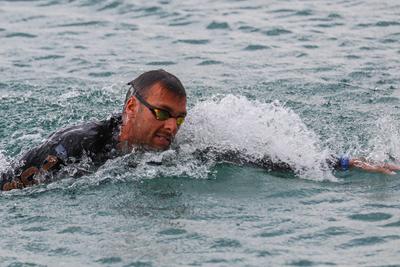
124, 97, 138, 115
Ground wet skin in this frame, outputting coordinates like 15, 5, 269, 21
119, 83, 187, 151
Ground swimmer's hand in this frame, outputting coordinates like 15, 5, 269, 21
350, 158, 400, 175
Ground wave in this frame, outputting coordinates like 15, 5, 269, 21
177, 95, 335, 181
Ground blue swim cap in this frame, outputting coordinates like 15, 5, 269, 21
339, 155, 350, 171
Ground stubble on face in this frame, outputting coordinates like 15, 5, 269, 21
119, 83, 187, 151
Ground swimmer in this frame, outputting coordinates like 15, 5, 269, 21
1, 70, 398, 191
1, 69, 187, 190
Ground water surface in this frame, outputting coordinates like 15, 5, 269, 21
1, 0, 400, 266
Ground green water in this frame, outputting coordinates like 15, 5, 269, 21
1, 0, 400, 266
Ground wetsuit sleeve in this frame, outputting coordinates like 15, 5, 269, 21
216, 150, 342, 172
1, 120, 112, 191
214, 150, 342, 172
0, 145, 63, 191
193, 147, 295, 172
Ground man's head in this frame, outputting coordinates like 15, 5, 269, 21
119, 70, 187, 151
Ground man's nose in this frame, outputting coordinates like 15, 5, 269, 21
164, 117, 178, 133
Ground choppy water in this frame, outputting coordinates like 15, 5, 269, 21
1, 0, 400, 266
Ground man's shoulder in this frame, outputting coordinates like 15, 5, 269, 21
49, 113, 121, 142
1, 114, 122, 190
22, 114, 122, 164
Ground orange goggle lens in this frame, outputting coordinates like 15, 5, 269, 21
154, 109, 185, 126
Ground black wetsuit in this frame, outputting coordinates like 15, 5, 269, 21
1, 114, 341, 191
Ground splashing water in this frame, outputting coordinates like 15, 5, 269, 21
0, 152, 10, 174
176, 95, 336, 181
367, 116, 400, 162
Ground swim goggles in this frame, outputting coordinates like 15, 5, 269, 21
134, 93, 185, 126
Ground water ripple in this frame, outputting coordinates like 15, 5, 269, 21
211, 238, 241, 248
57, 21, 108, 27
34, 55, 64, 61
315, 22, 345, 28
5, 32, 37, 38
13, 15, 46, 22
376, 21, 400, 27
238, 25, 260, 33
303, 45, 319, 49
270, 9, 295, 14
169, 20, 195, 27
288, 259, 335, 266
96, 257, 123, 264
207, 21, 230, 30
349, 212, 393, 222
383, 220, 400, 228
328, 13, 343, 19
124, 261, 153, 267
295, 9, 314, 16
340, 235, 400, 248
158, 228, 187, 235
322, 226, 351, 236
197, 60, 222, 65
146, 61, 176, 66
97, 1, 122, 11
88, 71, 114, 77
22, 226, 48, 232
38, 0, 64, 7
258, 229, 293, 238
176, 39, 210, 44
263, 28, 292, 36
48, 247, 80, 256
244, 44, 270, 51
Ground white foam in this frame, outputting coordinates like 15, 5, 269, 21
176, 95, 336, 181
367, 116, 400, 162
0, 151, 11, 174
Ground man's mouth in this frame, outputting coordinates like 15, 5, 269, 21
155, 133, 173, 146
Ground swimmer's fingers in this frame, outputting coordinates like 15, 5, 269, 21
381, 163, 400, 171
376, 167, 396, 175
350, 159, 396, 175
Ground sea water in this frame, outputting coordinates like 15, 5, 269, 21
1, 0, 400, 266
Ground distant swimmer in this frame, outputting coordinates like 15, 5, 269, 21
1, 70, 399, 191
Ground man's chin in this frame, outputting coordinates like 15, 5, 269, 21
151, 136, 172, 151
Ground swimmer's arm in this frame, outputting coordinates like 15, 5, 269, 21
349, 158, 400, 175
253, 157, 294, 172
193, 147, 295, 172
257, 156, 400, 174
1, 152, 62, 191
1, 122, 106, 191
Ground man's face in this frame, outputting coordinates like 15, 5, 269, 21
120, 83, 187, 151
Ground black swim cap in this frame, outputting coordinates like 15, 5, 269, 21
125, 69, 186, 104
